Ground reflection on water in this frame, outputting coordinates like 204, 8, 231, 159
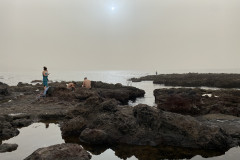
0, 122, 240, 160
63, 136, 225, 160
191, 147, 240, 160
129, 81, 161, 106
0, 123, 64, 160
129, 81, 219, 107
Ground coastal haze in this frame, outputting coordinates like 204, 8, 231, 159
1, 0, 240, 72
1, 1, 240, 160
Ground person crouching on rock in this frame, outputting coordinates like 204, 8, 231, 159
67, 82, 76, 92
82, 77, 91, 89
42, 66, 50, 90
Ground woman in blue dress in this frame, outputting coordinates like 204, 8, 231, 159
42, 66, 49, 90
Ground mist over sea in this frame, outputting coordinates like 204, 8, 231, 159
1, 69, 239, 86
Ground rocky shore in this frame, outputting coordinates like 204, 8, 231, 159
131, 73, 240, 88
154, 88, 240, 116
1, 77, 240, 159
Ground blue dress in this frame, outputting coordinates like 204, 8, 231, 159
43, 72, 48, 87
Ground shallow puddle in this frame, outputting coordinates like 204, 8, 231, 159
0, 123, 64, 160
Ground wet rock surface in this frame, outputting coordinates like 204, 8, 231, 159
24, 143, 91, 160
154, 88, 240, 117
0, 143, 18, 153
131, 73, 240, 88
0, 115, 20, 141
61, 103, 235, 150
197, 114, 240, 144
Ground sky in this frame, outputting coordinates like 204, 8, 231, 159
0, 0, 240, 72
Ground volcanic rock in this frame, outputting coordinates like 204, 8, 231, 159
154, 88, 240, 117
0, 143, 18, 153
24, 143, 91, 160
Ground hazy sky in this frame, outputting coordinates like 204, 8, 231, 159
0, 0, 239, 72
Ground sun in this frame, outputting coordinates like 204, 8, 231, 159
111, 7, 115, 11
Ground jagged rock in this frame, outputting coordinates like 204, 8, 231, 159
0, 115, 20, 140
197, 114, 240, 143
75, 89, 97, 101
92, 81, 145, 104
80, 128, 109, 144
61, 102, 235, 150
24, 143, 91, 160
84, 96, 104, 106
11, 118, 32, 128
99, 99, 119, 112
154, 88, 240, 117
61, 117, 86, 137
0, 83, 9, 96
0, 143, 18, 153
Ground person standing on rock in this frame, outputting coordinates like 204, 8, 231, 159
42, 66, 49, 90
82, 77, 91, 89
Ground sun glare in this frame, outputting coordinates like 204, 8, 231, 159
111, 7, 115, 10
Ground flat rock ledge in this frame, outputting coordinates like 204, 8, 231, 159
24, 143, 91, 160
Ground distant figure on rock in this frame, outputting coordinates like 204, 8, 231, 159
67, 82, 76, 92
82, 77, 91, 89
156, 71, 158, 75
42, 66, 50, 90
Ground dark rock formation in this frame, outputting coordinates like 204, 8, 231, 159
0, 82, 9, 96
24, 143, 91, 160
0, 82, 10, 102
0, 143, 18, 153
80, 128, 109, 144
0, 115, 20, 140
31, 80, 42, 83
42, 81, 145, 105
61, 102, 236, 150
61, 117, 86, 137
154, 88, 240, 117
0, 81, 144, 123
92, 81, 145, 104
197, 114, 240, 144
131, 73, 240, 88
10, 114, 32, 128
11, 118, 32, 128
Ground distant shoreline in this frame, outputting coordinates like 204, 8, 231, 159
131, 73, 240, 88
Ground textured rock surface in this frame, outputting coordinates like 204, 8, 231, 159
0, 115, 20, 140
61, 102, 236, 150
154, 88, 240, 117
0, 143, 18, 153
24, 143, 91, 160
